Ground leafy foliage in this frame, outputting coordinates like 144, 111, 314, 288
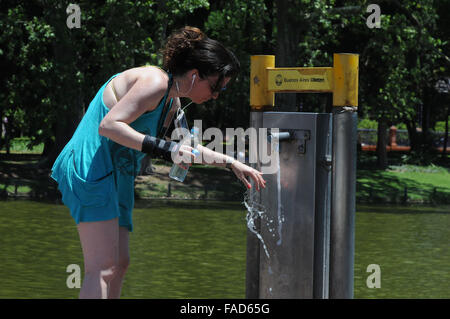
0, 0, 448, 165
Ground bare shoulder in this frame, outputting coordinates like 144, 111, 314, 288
123, 66, 169, 93
138, 66, 169, 85
107, 66, 170, 111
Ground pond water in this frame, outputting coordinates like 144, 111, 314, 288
0, 200, 448, 298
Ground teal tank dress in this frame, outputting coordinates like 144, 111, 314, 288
51, 73, 173, 232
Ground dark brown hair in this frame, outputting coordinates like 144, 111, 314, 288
162, 26, 240, 83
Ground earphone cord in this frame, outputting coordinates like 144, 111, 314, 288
181, 101, 193, 113
175, 74, 196, 96
161, 100, 193, 139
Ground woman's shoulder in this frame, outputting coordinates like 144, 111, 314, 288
139, 65, 169, 81
124, 66, 169, 88
111, 66, 170, 102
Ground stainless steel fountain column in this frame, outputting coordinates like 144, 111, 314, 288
246, 54, 358, 299
329, 54, 359, 298
260, 112, 333, 298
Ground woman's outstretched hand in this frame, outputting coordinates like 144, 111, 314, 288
172, 144, 197, 170
229, 161, 266, 191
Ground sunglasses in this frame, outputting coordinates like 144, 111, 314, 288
207, 76, 227, 95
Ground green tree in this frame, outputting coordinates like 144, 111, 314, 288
1, 0, 211, 166
2, 0, 447, 168
333, 1, 446, 166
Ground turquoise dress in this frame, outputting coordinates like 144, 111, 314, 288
51, 73, 173, 232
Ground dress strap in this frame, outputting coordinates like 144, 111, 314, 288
156, 73, 174, 138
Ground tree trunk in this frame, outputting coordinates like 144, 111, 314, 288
4, 116, 11, 155
0, 111, 3, 150
405, 118, 418, 152
442, 105, 449, 157
263, 0, 274, 54
156, 0, 169, 46
274, 0, 300, 111
39, 2, 84, 168
42, 136, 55, 157
421, 87, 434, 152
376, 119, 388, 168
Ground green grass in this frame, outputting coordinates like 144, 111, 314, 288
357, 118, 449, 132
0, 137, 44, 154
357, 165, 450, 204
0, 184, 31, 194
1, 141, 448, 204
135, 162, 450, 205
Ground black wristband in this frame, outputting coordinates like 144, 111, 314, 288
226, 158, 235, 171
142, 135, 178, 163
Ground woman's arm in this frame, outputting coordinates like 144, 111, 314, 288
196, 144, 266, 191
98, 74, 168, 150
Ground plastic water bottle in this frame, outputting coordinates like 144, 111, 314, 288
169, 127, 200, 182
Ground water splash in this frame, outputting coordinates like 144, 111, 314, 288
243, 189, 271, 259
242, 134, 286, 259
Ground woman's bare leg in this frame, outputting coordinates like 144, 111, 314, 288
77, 218, 119, 299
107, 226, 130, 299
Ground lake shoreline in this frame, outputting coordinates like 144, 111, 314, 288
1, 154, 449, 205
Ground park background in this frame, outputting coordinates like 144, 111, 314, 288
0, 0, 449, 299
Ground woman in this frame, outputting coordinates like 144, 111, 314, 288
51, 26, 266, 299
